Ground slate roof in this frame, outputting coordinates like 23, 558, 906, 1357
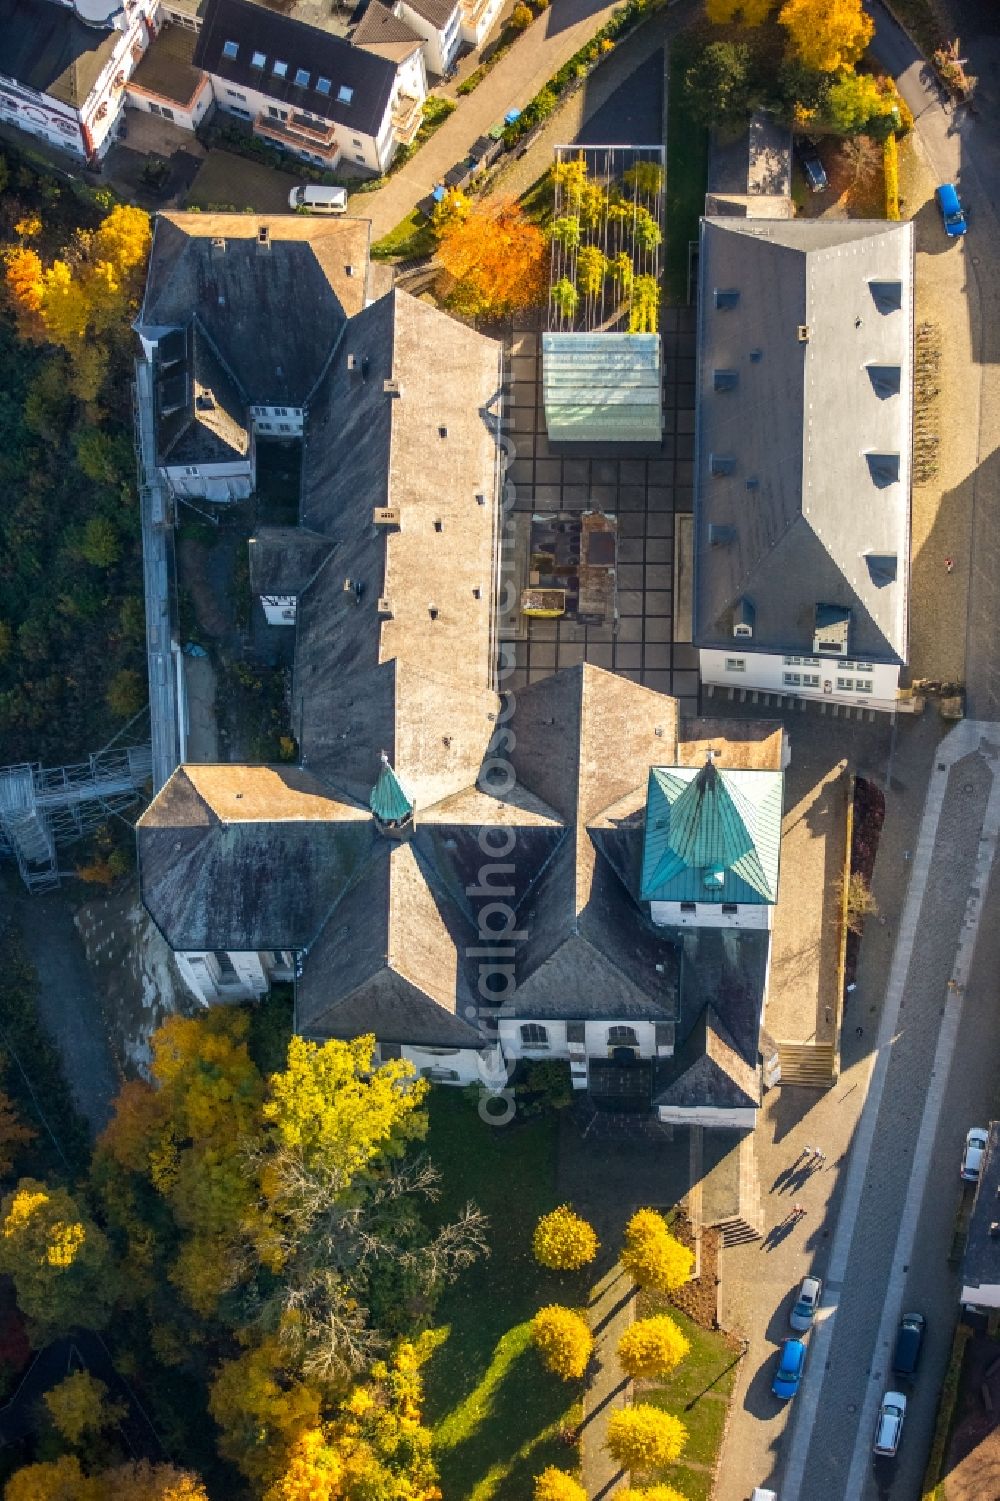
157, 320, 250, 466
195, 0, 398, 139
640, 759, 782, 905
248, 527, 333, 598
0, 0, 117, 109
352, 0, 423, 55
694, 217, 913, 664
138, 212, 371, 407
294, 289, 503, 812
653, 1005, 759, 1111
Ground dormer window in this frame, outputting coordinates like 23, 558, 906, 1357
222, 39, 239, 59
294, 68, 310, 87
866, 452, 900, 487
733, 597, 754, 639
251, 51, 266, 68
273, 60, 287, 77
813, 604, 850, 657
703, 865, 725, 889
338, 85, 354, 103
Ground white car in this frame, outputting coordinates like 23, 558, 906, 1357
961, 1127, 989, 1182
874, 1390, 906, 1456
288, 185, 348, 214
789, 1274, 823, 1331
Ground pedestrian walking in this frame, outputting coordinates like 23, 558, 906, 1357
814, 1150, 827, 1165
944, 557, 955, 573
792, 1203, 806, 1218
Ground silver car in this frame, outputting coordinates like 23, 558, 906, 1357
790, 1274, 823, 1332
874, 1390, 906, 1456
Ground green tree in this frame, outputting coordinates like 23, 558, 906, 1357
106, 668, 145, 719
0, 1179, 116, 1343
685, 41, 756, 125
44, 1371, 126, 1446
512, 1, 533, 27
75, 429, 133, 487
23, 356, 74, 443
820, 70, 890, 133
78, 516, 120, 567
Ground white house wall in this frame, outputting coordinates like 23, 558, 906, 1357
400, 1044, 481, 1084
460, 0, 504, 49
397, 2, 460, 77
496, 1018, 667, 1061
164, 459, 254, 502
658, 1103, 757, 1129
649, 899, 772, 931
126, 69, 214, 131
960, 1283, 1000, 1311
211, 71, 386, 173
700, 648, 901, 713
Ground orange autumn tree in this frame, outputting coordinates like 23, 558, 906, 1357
2, 203, 151, 398
436, 197, 548, 319
778, 0, 873, 74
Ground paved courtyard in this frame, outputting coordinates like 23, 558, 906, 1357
501, 310, 700, 715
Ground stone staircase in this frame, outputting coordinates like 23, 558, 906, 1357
715, 1133, 765, 1247
776, 1042, 837, 1088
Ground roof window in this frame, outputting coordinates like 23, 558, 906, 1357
713, 369, 738, 392
869, 279, 902, 314
710, 453, 735, 477
316, 76, 332, 95
294, 67, 310, 87
222, 39, 239, 59
338, 85, 354, 103
273, 59, 287, 77
715, 288, 739, 309
251, 50, 266, 68
866, 452, 900, 487
867, 364, 901, 398
865, 553, 898, 587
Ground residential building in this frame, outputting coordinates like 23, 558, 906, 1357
694, 217, 914, 713
961, 1122, 1000, 1309
193, 0, 426, 173
135, 212, 378, 501
0, 0, 160, 163
393, 0, 461, 77
126, 21, 213, 129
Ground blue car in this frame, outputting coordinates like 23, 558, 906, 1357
936, 183, 967, 237
772, 1338, 807, 1400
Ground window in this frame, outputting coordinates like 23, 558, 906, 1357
608, 1026, 638, 1049
278, 423, 291, 432
225, 88, 247, 100
273, 59, 287, 77
783, 672, 801, 687
275, 407, 287, 416
836, 676, 853, 692
725, 658, 745, 673
316, 76, 331, 95
294, 67, 310, 87
856, 661, 874, 671
352, 137, 362, 147
251, 50, 266, 68
268, 106, 281, 117
855, 679, 873, 693
520, 1024, 548, 1049
184, 466, 198, 476
355, 153, 365, 163
680, 901, 696, 913
222, 39, 239, 59
258, 421, 273, 431
230, 105, 250, 118
802, 673, 820, 688
783, 656, 801, 666
338, 85, 354, 103
721, 903, 738, 914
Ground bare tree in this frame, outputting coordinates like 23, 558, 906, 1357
839, 135, 882, 189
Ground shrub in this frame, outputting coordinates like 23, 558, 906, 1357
531, 1305, 593, 1380
534, 1469, 586, 1501
883, 132, 900, 221
533, 1205, 599, 1270
620, 1210, 694, 1294
512, 2, 533, 29
684, 41, 756, 126
617, 1315, 691, 1379
605, 1405, 688, 1473
106, 667, 146, 719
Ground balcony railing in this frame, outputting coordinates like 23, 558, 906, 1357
254, 111, 339, 160
391, 94, 422, 144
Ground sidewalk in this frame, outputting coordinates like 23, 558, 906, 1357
349, 0, 626, 239
581, 1262, 635, 1500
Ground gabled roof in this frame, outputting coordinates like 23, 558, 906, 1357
194, 0, 399, 139
353, 0, 423, 56
693, 216, 913, 663
653, 1005, 759, 1111
138, 213, 371, 406
294, 290, 503, 811
0, 0, 118, 109
640, 759, 782, 905
249, 527, 333, 598
400, 0, 460, 29
158, 320, 250, 466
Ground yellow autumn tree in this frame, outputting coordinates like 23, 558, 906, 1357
4, 1455, 93, 1501
0, 1179, 115, 1343
618, 1487, 691, 1501
436, 197, 548, 319
534, 1469, 587, 1501
620, 1210, 694, 1295
44, 1372, 125, 1446
531, 1305, 593, 1380
330, 1340, 440, 1501
779, 0, 873, 73
706, 0, 773, 23
208, 1335, 325, 1484
605, 1406, 688, 1473
617, 1315, 691, 1380
262, 1430, 342, 1501
532, 1205, 599, 1270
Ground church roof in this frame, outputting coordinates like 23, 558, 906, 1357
370, 756, 413, 823
640, 758, 782, 905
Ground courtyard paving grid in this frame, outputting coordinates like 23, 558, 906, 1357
502, 310, 699, 712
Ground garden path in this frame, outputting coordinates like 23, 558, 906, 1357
581, 1262, 635, 1499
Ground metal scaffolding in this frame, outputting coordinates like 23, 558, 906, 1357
0, 745, 152, 892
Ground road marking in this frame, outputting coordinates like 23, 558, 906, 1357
842, 747, 1000, 1497
779, 720, 985, 1501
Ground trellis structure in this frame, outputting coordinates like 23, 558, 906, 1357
547, 144, 665, 335
0, 746, 152, 891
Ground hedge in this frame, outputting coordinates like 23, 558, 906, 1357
883, 133, 900, 221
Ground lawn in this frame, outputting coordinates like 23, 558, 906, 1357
422, 1091, 584, 1501
665, 40, 709, 305
638, 1297, 743, 1501
371, 206, 438, 261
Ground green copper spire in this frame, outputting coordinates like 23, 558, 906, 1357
370, 753, 414, 829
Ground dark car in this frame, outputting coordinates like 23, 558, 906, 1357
892, 1312, 926, 1378
797, 139, 828, 194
